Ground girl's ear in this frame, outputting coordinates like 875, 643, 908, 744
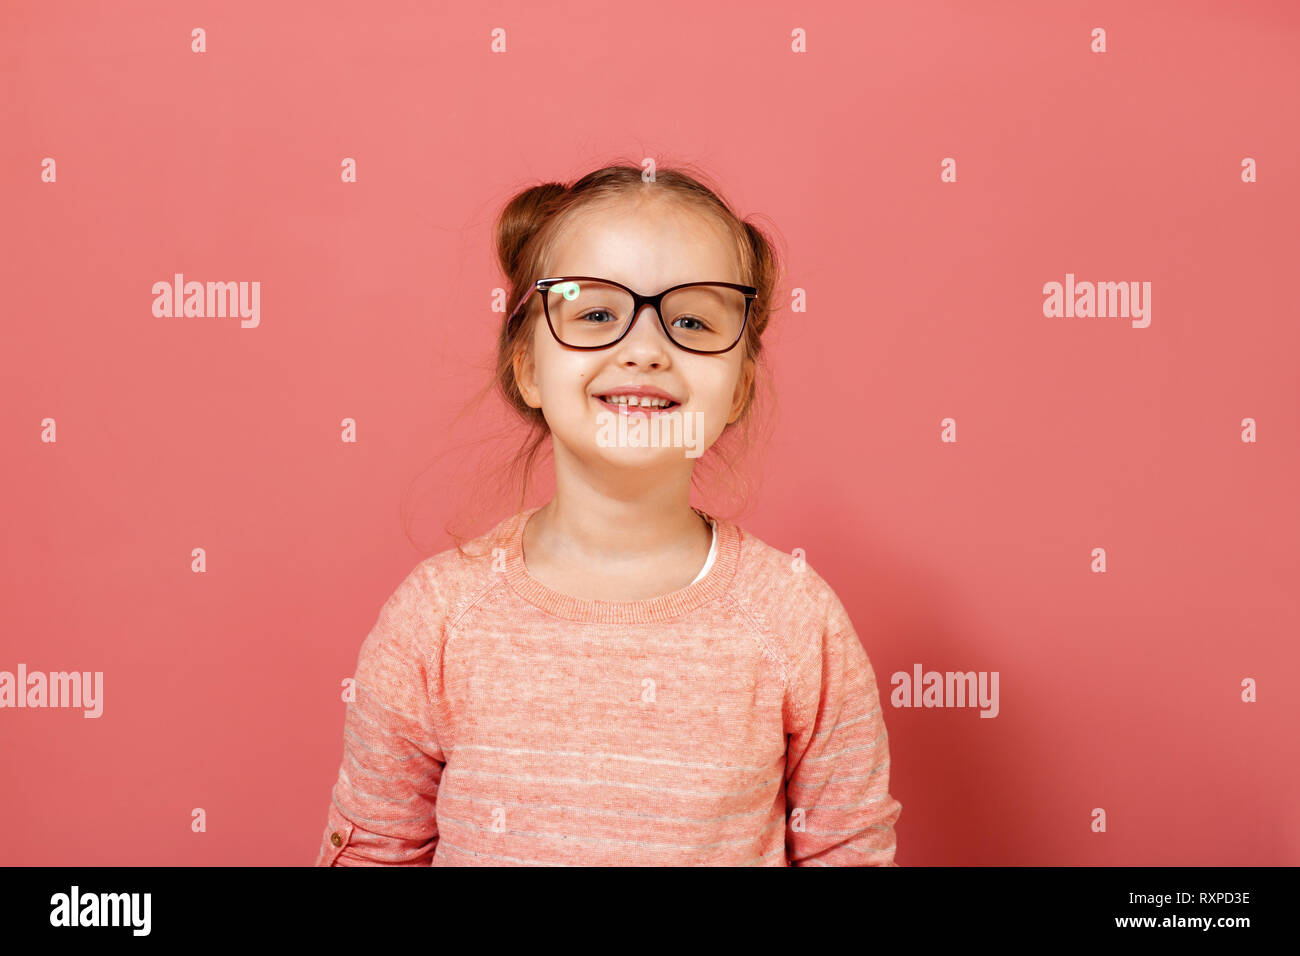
727, 356, 756, 424
513, 345, 541, 409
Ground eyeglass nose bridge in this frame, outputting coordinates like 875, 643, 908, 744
606, 289, 671, 347
530, 276, 756, 354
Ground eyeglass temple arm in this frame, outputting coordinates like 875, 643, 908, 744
505, 280, 540, 322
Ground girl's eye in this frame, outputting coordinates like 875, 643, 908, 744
578, 309, 619, 324
672, 315, 710, 332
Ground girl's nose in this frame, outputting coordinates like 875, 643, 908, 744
615, 306, 673, 361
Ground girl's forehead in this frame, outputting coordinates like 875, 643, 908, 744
548, 200, 738, 277
567, 194, 719, 234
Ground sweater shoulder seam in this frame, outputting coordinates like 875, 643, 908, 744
722, 590, 795, 699
441, 574, 508, 658
407, 560, 507, 668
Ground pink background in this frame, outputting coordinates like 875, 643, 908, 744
2, 0, 1297, 865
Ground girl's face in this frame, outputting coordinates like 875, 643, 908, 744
513, 195, 755, 472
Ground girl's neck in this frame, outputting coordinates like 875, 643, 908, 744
520, 497, 713, 602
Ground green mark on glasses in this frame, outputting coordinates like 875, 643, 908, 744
551, 281, 581, 300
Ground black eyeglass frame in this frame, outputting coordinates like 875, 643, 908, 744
507, 275, 758, 355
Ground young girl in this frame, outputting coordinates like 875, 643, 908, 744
314, 164, 901, 866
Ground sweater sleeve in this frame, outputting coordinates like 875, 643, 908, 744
784, 597, 902, 866
314, 566, 447, 866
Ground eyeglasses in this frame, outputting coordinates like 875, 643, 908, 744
506, 275, 757, 354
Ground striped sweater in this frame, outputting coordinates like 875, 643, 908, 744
314, 504, 901, 866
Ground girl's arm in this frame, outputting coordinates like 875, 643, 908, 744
314, 572, 446, 866
784, 607, 902, 866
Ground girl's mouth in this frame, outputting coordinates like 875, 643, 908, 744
593, 395, 681, 415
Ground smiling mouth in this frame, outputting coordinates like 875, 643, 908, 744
593, 395, 681, 413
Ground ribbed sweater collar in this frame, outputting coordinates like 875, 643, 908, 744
500, 504, 741, 624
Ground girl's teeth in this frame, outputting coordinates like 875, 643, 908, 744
602, 395, 674, 407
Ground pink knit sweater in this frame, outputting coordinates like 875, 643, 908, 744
314, 505, 901, 866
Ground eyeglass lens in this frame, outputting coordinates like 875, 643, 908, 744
545, 280, 745, 351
